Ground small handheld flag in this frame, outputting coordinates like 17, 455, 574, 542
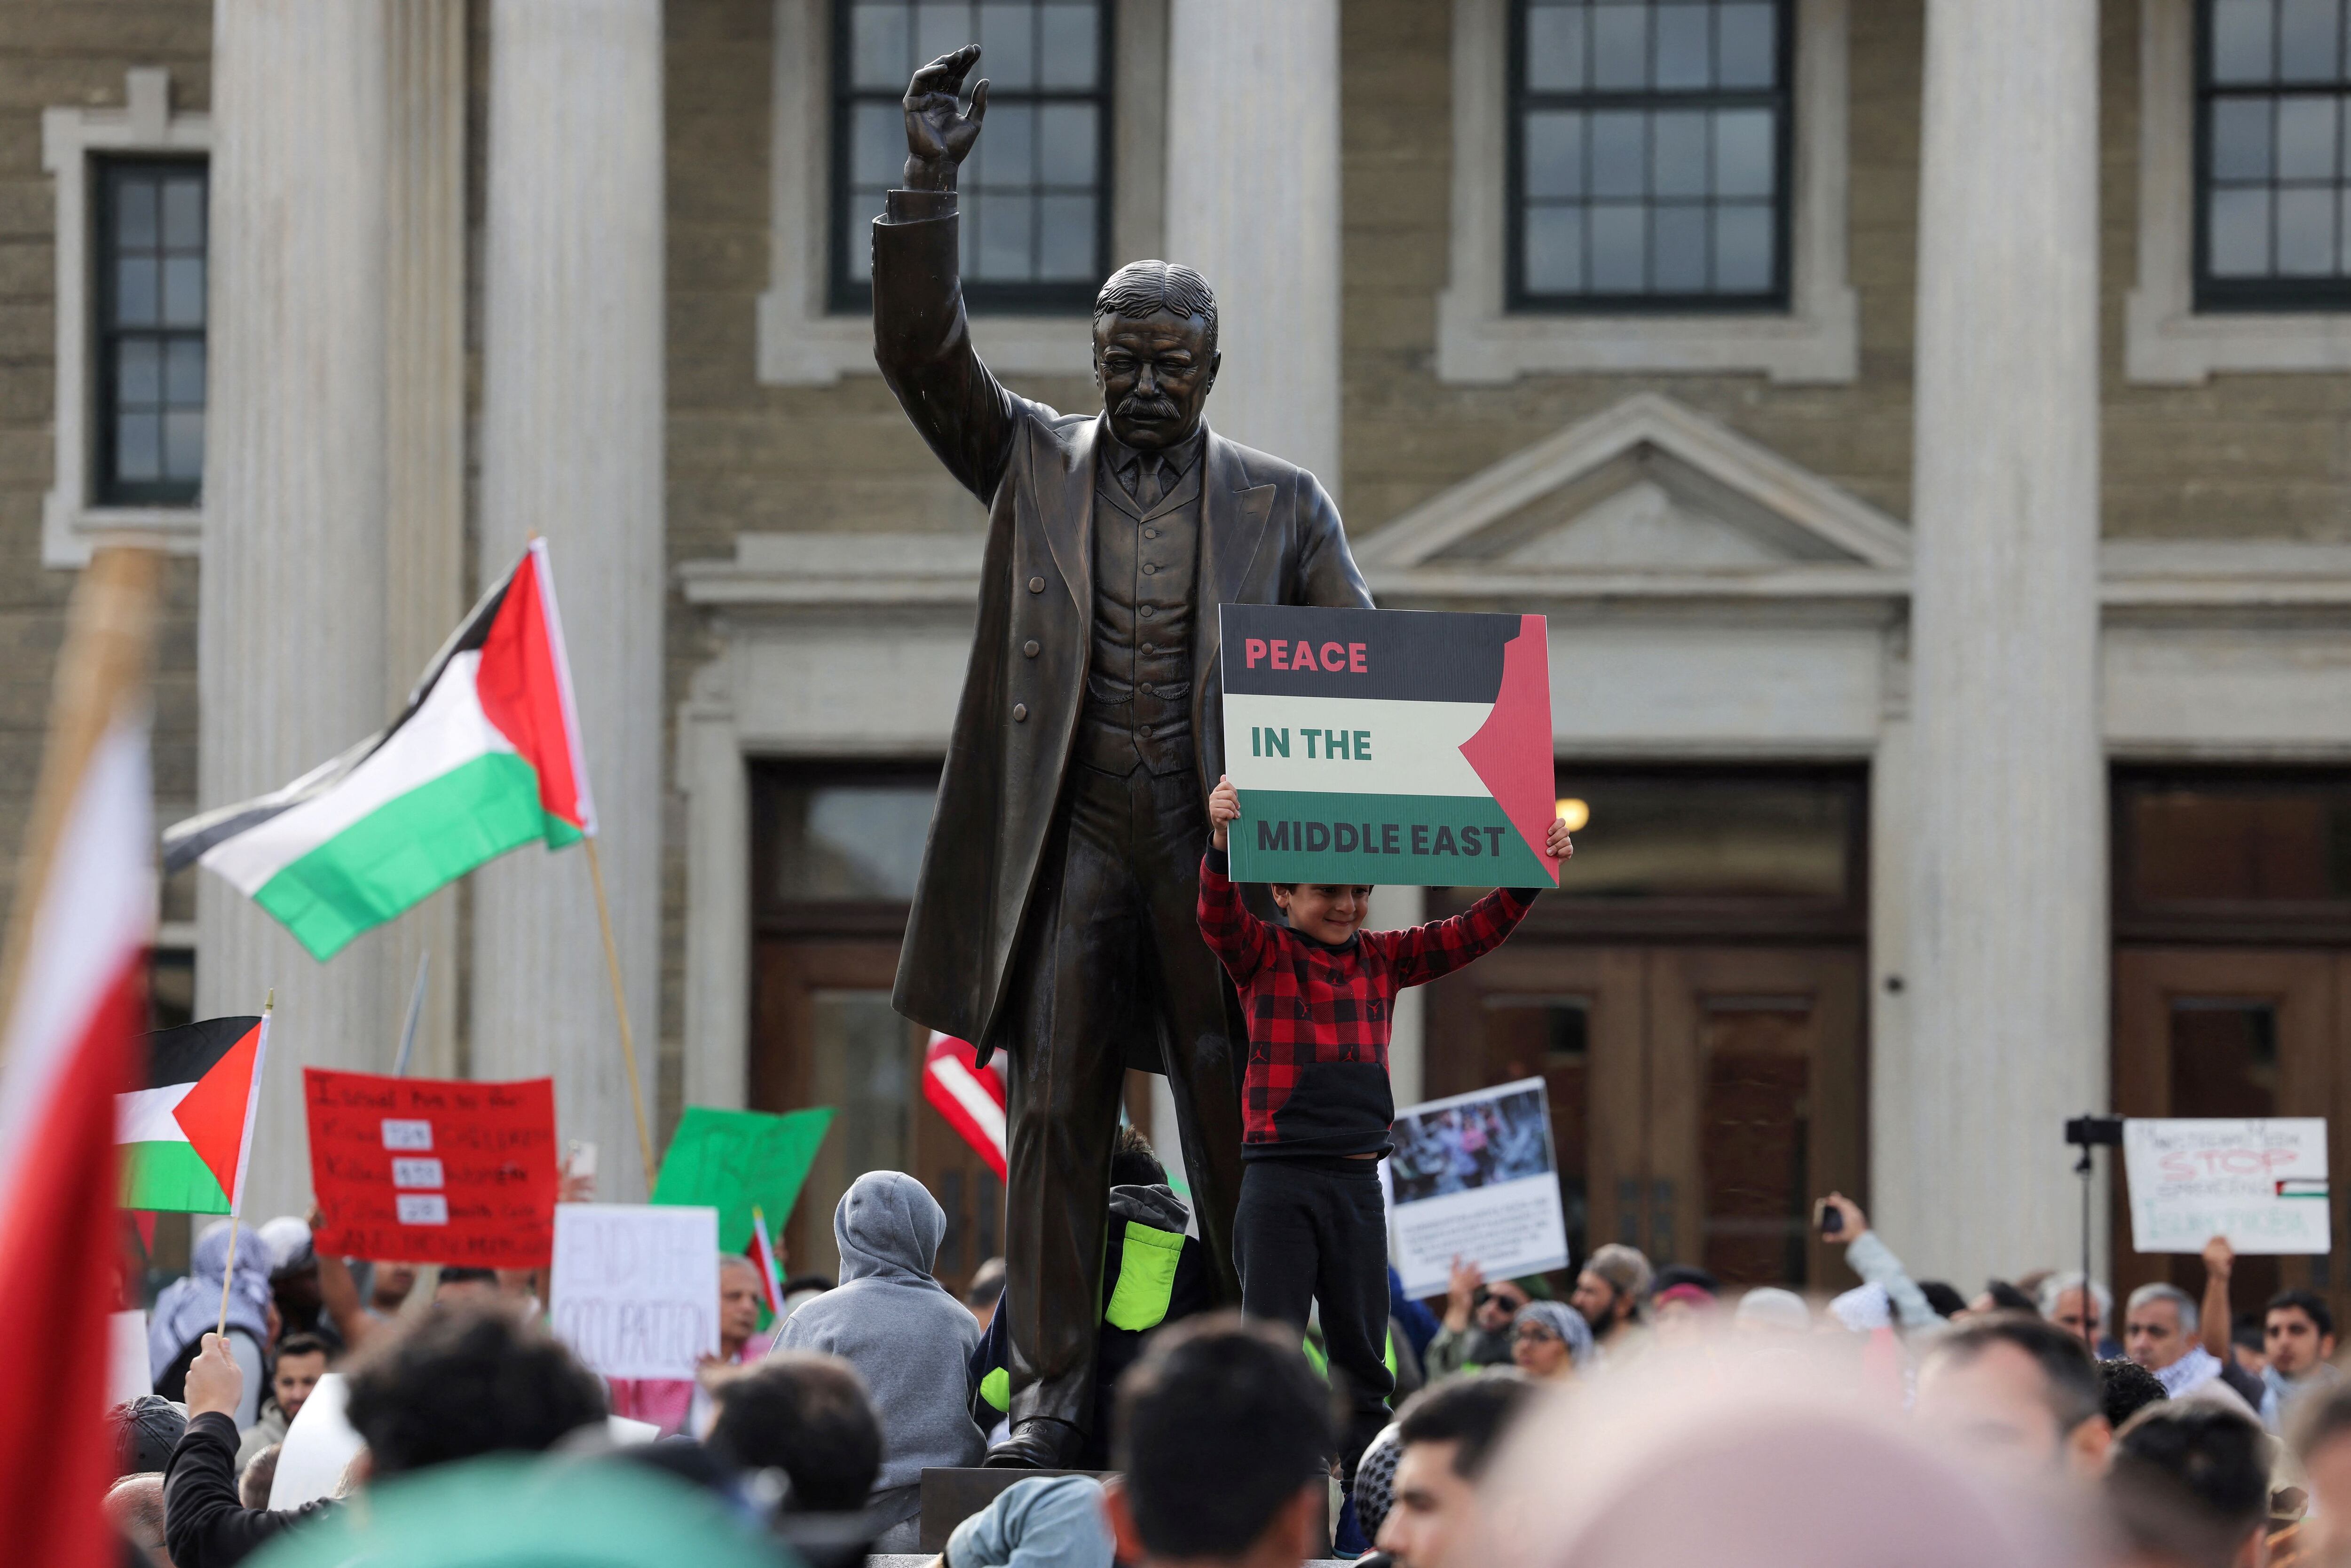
922, 1033, 1007, 1180
118, 1011, 273, 1215
748, 1205, 785, 1322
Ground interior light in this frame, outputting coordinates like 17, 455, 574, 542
1554, 797, 1590, 833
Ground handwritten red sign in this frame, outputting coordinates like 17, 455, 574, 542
305, 1069, 560, 1267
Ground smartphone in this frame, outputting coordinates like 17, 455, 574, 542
1813, 1198, 1843, 1236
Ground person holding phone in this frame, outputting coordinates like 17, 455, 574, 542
1817, 1192, 1941, 1332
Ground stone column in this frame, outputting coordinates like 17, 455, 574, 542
199, 0, 389, 1217
473, 0, 665, 1198
379, 0, 469, 1080
1161, 0, 1341, 490
1896, 0, 2106, 1286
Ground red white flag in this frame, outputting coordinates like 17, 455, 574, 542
923, 1032, 1007, 1180
748, 1205, 785, 1320
0, 550, 157, 1568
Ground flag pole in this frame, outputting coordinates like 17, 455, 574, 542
219, 988, 272, 1339
584, 836, 655, 1190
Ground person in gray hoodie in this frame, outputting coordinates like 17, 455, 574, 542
773, 1170, 985, 1548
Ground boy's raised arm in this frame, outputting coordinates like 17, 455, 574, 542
1198, 776, 1275, 982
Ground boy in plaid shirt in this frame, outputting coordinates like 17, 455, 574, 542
1197, 773, 1572, 1481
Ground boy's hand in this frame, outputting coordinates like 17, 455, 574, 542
1546, 818, 1576, 861
1208, 775, 1240, 851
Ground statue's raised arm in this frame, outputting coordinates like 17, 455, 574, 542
870, 47, 1018, 504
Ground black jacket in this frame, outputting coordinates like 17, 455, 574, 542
163, 1410, 336, 1568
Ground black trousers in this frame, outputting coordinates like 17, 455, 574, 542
1235, 1156, 1395, 1481
998, 759, 1247, 1433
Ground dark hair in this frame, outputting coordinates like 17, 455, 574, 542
2268, 1289, 2335, 1340
2106, 1403, 2271, 1568
2097, 1356, 2170, 1431
1917, 1280, 1968, 1320
1650, 1264, 1720, 1298
1115, 1314, 1332, 1558
1395, 1373, 1538, 1482
2232, 1316, 2266, 1353
1984, 1279, 2040, 1316
1094, 260, 1217, 347
1925, 1313, 2102, 1434
781, 1273, 834, 1296
707, 1350, 884, 1512
437, 1266, 497, 1286
272, 1332, 329, 1369
1111, 1124, 1166, 1190
342, 1305, 607, 1477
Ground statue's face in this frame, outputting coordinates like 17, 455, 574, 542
1093, 309, 1220, 451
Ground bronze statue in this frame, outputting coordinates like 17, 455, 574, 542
877, 45, 1373, 1467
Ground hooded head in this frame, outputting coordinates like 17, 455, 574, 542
834, 1171, 946, 1285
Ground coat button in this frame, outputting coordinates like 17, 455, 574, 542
1140, 724, 1153, 737
1140, 606, 1155, 619
1028, 576, 1045, 592
1144, 528, 1158, 540
1142, 562, 1157, 575
1141, 683, 1154, 695
1023, 640, 1040, 657
1141, 642, 1155, 654
1013, 703, 1028, 722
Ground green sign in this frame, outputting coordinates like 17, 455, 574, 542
652, 1105, 833, 1255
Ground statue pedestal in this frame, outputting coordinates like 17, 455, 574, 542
915, 1468, 1333, 1554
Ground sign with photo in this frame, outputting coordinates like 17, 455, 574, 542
2123, 1117, 2331, 1255
1220, 605, 1561, 888
1383, 1077, 1570, 1298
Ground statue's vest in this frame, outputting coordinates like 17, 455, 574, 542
1077, 454, 1203, 778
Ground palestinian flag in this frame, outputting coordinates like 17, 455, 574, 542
1219, 604, 1561, 888
163, 540, 595, 961
118, 1016, 269, 1214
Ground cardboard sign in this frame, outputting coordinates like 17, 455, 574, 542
106, 1310, 150, 1406
305, 1069, 560, 1267
1220, 605, 1559, 887
651, 1105, 833, 1254
551, 1203, 720, 1380
2123, 1117, 2332, 1255
1383, 1077, 1570, 1298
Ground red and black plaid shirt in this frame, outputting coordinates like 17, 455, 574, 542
1197, 849, 1539, 1158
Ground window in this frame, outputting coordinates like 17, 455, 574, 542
94, 159, 205, 506
2198, 0, 2351, 308
1510, 0, 1792, 311
831, 0, 1112, 315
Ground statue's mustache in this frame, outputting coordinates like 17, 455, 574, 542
1116, 393, 1177, 418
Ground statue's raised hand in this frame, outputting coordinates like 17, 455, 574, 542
903, 45, 989, 192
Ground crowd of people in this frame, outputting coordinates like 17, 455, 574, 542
97, 1143, 2351, 1568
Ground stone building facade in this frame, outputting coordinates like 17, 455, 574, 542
6, 0, 2349, 1308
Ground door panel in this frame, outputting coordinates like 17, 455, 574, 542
2112, 948, 2343, 1321
1426, 942, 1864, 1289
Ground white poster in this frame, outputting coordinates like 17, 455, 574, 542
106, 1309, 150, 1406
1384, 1077, 1569, 1299
2124, 1117, 2331, 1255
551, 1202, 720, 1379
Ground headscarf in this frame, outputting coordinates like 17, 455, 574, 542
1515, 1300, 1597, 1369
149, 1219, 272, 1381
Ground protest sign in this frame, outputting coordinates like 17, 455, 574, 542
305, 1069, 560, 1268
650, 1105, 833, 1253
2123, 1118, 2331, 1254
551, 1202, 720, 1380
1220, 605, 1559, 886
106, 1310, 150, 1405
1383, 1078, 1569, 1298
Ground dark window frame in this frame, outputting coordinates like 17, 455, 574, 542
1506, 0, 1797, 315
828, 0, 1116, 317
2193, 0, 2351, 311
2113, 766, 2351, 943
750, 758, 945, 938
92, 155, 207, 508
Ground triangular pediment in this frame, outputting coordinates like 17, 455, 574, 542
1353, 394, 1910, 583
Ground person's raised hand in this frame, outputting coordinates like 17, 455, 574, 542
1444, 1256, 1484, 1331
902, 46, 988, 191
1546, 818, 1576, 861
185, 1331, 244, 1420
2203, 1233, 2235, 1279
1822, 1190, 1868, 1242
1208, 774, 1241, 850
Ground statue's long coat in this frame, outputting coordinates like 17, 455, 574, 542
873, 212, 1373, 1065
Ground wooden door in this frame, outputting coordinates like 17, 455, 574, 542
750, 939, 1001, 1297
2112, 948, 2346, 1322
1426, 943, 1865, 1289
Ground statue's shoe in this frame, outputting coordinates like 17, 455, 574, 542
982, 1417, 1086, 1469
